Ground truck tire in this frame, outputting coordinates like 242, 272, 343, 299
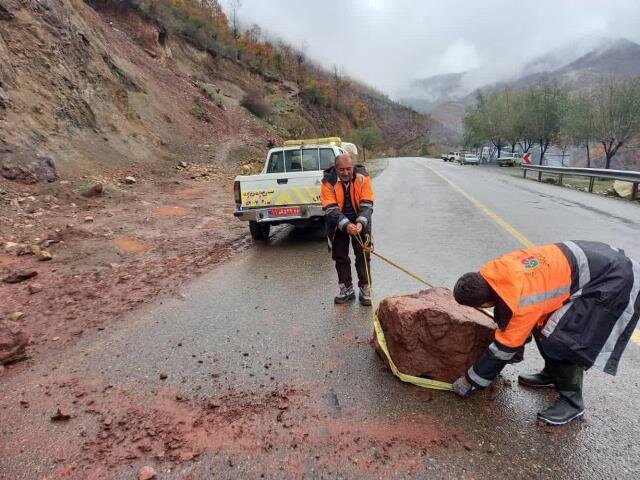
249, 221, 270, 241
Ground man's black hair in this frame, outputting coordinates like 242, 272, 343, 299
453, 272, 496, 307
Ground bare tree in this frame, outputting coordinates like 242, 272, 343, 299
561, 91, 596, 167
522, 82, 567, 165
332, 65, 350, 107
227, 0, 242, 41
463, 91, 507, 160
591, 77, 640, 169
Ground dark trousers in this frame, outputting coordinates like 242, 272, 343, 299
331, 228, 370, 288
534, 330, 576, 368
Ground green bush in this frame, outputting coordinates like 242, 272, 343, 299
190, 97, 207, 120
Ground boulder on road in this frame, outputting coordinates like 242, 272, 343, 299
374, 288, 497, 383
0, 321, 28, 365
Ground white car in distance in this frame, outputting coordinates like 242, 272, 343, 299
459, 153, 479, 165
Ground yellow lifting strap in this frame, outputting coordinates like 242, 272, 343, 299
355, 233, 492, 392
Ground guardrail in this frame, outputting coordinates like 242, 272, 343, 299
522, 164, 640, 200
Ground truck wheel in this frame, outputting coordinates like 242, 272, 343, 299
249, 221, 270, 241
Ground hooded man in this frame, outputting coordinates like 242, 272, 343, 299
321, 153, 375, 305
452, 241, 639, 425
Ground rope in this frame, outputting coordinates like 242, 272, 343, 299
355, 232, 453, 391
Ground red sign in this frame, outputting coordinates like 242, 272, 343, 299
523, 152, 532, 164
270, 207, 301, 217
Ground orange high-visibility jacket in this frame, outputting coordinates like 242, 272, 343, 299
480, 243, 572, 348
321, 165, 375, 233
465, 241, 640, 389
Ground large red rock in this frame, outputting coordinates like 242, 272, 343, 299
0, 320, 28, 365
374, 288, 497, 383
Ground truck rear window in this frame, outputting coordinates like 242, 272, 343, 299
266, 148, 336, 173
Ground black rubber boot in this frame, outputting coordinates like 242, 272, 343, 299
537, 363, 585, 426
518, 366, 555, 388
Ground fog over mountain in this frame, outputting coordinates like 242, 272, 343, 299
402, 36, 640, 111
230, 0, 640, 98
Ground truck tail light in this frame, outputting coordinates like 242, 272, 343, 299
234, 180, 241, 205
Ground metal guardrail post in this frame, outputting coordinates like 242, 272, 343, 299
521, 165, 640, 202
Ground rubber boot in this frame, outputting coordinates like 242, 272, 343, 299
519, 333, 556, 388
518, 365, 555, 388
537, 363, 585, 426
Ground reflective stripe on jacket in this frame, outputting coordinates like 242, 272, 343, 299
321, 165, 374, 233
466, 241, 640, 388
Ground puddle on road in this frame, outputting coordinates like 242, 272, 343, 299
112, 237, 150, 253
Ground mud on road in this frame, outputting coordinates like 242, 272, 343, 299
0, 162, 252, 374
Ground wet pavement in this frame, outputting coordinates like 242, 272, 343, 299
1, 158, 639, 479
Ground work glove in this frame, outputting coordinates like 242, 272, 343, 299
452, 376, 473, 398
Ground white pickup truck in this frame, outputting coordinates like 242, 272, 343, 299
233, 137, 355, 240
497, 152, 523, 167
441, 151, 461, 162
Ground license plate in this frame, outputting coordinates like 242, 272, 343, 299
270, 207, 301, 217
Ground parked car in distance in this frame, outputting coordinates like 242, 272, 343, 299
459, 153, 479, 165
497, 153, 523, 167
442, 151, 461, 162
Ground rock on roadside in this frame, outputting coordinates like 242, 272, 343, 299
0, 320, 29, 365
373, 288, 497, 383
0, 152, 58, 184
2, 270, 38, 284
138, 465, 156, 480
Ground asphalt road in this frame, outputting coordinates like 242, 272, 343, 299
2, 158, 640, 479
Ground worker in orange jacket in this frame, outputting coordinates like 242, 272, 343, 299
321, 153, 375, 305
452, 241, 640, 425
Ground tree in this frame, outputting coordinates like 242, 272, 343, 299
355, 126, 383, 161
332, 65, 349, 108
591, 77, 640, 169
522, 82, 567, 165
227, 0, 242, 57
497, 89, 524, 153
561, 91, 596, 167
463, 91, 507, 161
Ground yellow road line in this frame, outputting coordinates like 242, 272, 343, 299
426, 165, 534, 248
425, 164, 640, 346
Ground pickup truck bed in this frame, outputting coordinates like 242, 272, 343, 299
234, 141, 348, 240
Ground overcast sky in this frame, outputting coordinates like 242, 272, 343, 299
228, 0, 640, 98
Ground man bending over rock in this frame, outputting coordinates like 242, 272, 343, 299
452, 241, 640, 426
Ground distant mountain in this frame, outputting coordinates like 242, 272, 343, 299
510, 38, 640, 91
402, 72, 468, 111
402, 37, 640, 144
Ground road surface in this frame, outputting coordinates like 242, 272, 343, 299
2, 158, 639, 479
